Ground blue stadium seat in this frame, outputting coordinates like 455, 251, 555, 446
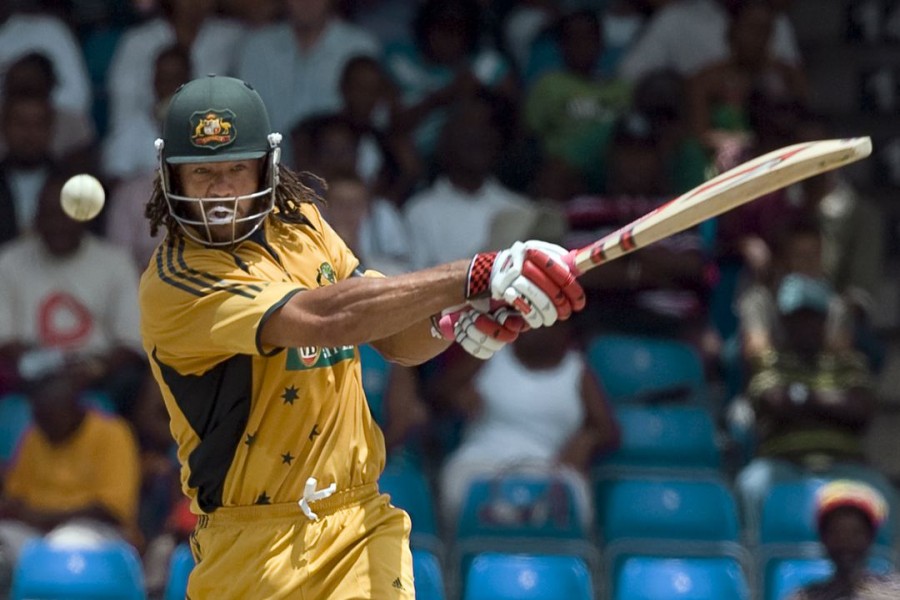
454, 471, 598, 597
585, 334, 707, 405
764, 556, 894, 600
358, 344, 390, 426
612, 556, 750, 600
11, 539, 146, 600
760, 478, 895, 547
463, 553, 593, 600
379, 459, 440, 551
0, 394, 31, 463
596, 405, 721, 475
765, 557, 831, 600
456, 473, 589, 542
600, 478, 740, 544
413, 549, 445, 600
163, 543, 194, 600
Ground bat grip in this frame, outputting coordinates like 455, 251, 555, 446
563, 249, 582, 277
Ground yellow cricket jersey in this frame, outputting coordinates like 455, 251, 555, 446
139, 203, 386, 514
4, 409, 140, 529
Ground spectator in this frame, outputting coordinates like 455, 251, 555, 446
106, 0, 245, 131
631, 68, 710, 194
404, 94, 531, 269
437, 320, 619, 528
291, 117, 414, 274
323, 171, 412, 276
384, 0, 518, 160
787, 480, 900, 600
219, 0, 283, 28
618, 0, 801, 83
516, 0, 647, 86
737, 221, 851, 362
0, 172, 146, 414
566, 116, 714, 357
0, 358, 141, 565
337, 55, 422, 203
101, 43, 191, 182
0, 5, 92, 118
524, 9, 631, 193
237, 0, 378, 161
342, 0, 419, 47
735, 274, 895, 530
1, 52, 95, 161
0, 93, 57, 242
686, 0, 806, 156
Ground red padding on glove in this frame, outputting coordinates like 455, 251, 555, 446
525, 248, 586, 312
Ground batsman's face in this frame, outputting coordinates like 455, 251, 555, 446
176, 159, 263, 243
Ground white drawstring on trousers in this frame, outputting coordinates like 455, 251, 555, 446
298, 477, 337, 520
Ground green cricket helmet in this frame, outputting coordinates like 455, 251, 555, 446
155, 74, 282, 247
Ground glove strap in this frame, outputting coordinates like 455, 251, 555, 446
466, 251, 497, 299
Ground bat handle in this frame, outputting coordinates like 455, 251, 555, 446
563, 249, 582, 277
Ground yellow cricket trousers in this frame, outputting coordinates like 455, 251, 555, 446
186, 483, 416, 599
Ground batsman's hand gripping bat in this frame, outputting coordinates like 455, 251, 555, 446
563, 137, 872, 275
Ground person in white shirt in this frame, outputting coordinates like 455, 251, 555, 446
0, 8, 92, 117
106, 0, 245, 131
236, 0, 379, 162
0, 172, 145, 414
438, 320, 619, 529
404, 94, 531, 269
618, 0, 801, 83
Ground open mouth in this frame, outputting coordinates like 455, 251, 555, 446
206, 206, 235, 225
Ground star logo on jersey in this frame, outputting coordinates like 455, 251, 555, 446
316, 263, 336, 287
281, 385, 299, 405
190, 109, 235, 149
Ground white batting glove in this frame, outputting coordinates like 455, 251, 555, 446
466, 240, 585, 329
431, 304, 527, 360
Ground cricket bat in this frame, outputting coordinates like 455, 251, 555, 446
563, 137, 872, 275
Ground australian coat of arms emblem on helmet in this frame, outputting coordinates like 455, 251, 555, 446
190, 109, 236, 149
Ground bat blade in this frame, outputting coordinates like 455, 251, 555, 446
565, 137, 872, 275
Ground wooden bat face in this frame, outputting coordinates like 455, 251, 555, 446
566, 137, 872, 275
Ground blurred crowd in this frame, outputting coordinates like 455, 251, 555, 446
0, 0, 894, 597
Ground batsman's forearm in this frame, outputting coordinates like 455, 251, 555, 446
261, 260, 469, 349
370, 319, 452, 366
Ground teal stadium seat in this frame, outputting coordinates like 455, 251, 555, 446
11, 539, 146, 600
613, 556, 750, 600
600, 478, 740, 544
413, 549, 446, 600
595, 405, 721, 476
585, 334, 707, 405
378, 459, 441, 552
453, 472, 598, 596
163, 543, 194, 600
463, 553, 594, 600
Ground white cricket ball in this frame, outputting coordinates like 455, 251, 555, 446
60, 173, 105, 222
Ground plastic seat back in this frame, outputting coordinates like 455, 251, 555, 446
599, 405, 720, 472
613, 556, 750, 600
163, 543, 194, 600
585, 334, 706, 404
601, 478, 740, 544
413, 549, 446, 600
463, 553, 593, 600
12, 539, 146, 600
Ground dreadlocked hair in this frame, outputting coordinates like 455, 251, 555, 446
145, 164, 327, 238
